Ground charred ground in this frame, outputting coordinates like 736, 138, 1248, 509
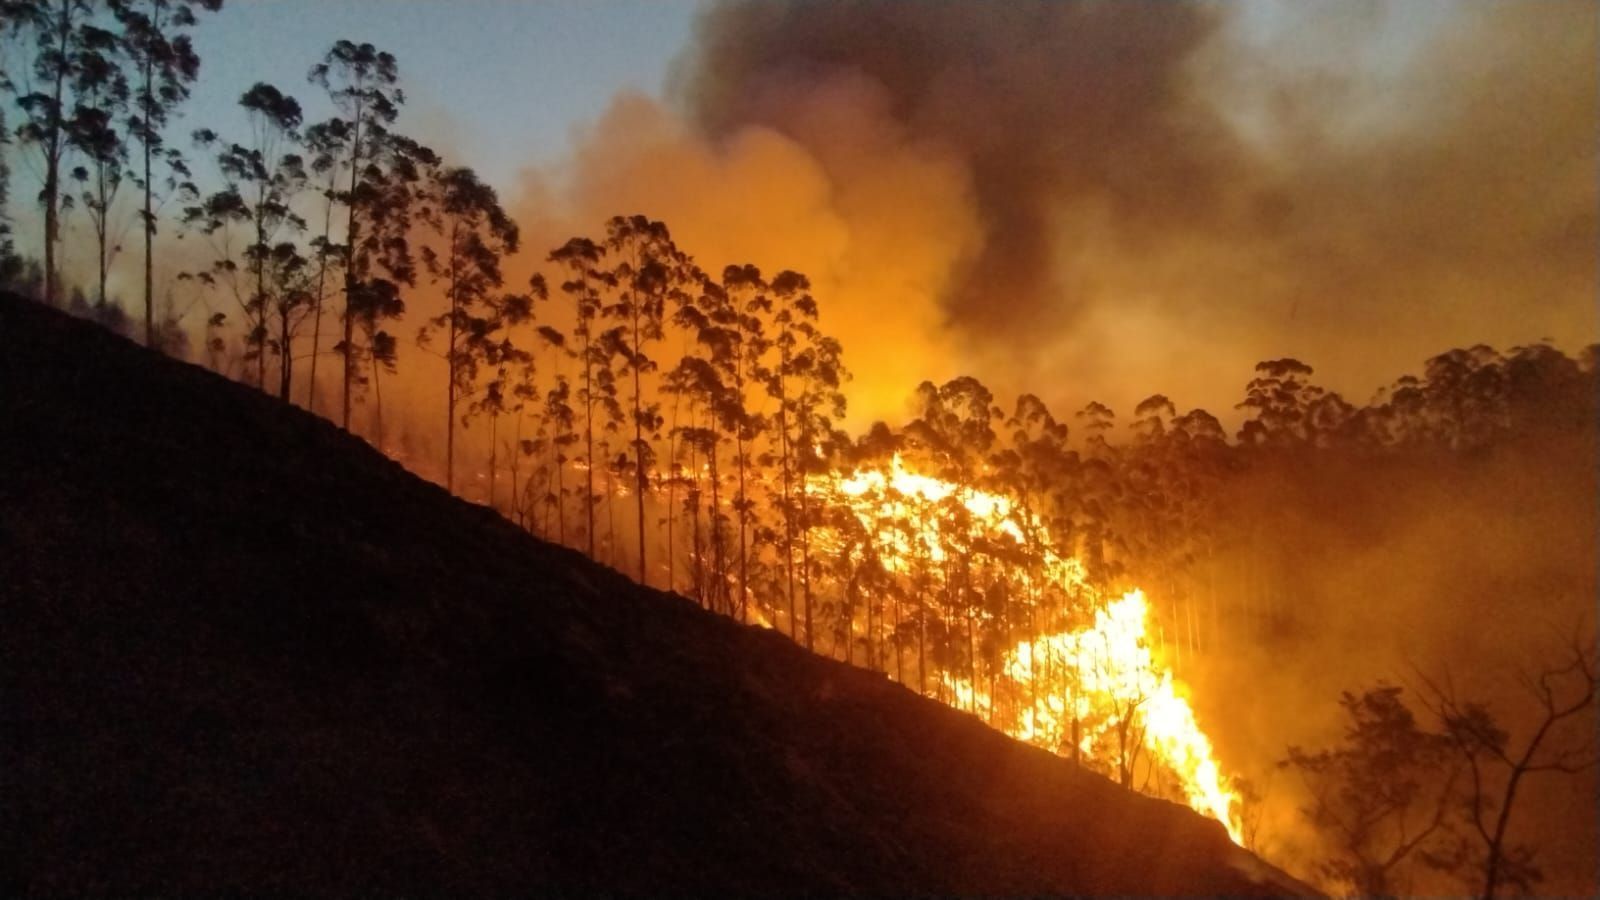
0, 293, 1301, 895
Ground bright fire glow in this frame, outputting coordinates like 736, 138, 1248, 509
816, 455, 1242, 842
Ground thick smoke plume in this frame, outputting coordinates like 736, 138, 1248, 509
642, 0, 1595, 421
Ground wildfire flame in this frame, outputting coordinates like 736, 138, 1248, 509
818, 456, 1242, 842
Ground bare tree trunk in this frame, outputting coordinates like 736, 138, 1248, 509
340, 95, 365, 431
631, 308, 647, 586
799, 463, 813, 650
279, 300, 293, 400
778, 366, 794, 638
445, 223, 458, 494
555, 441, 566, 546
488, 410, 499, 511
583, 338, 596, 558
42, 0, 72, 309
371, 352, 384, 450
141, 50, 155, 346
307, 180, 335, 412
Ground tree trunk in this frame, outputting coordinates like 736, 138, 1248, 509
488, 410, 499, 511
255, 198, 268, 391
800, 455, 813, 650
777, 363, 794, 638
583, 337, 596, 558
445, 226, 458, 494
631, 308, 647, 586
708, 435, 724, 614
371, 352, 384, 449
94, 153, 109, 309
340, 96, 365, 431
142, 51, 155, 347
42, 0, 71, 308
279, 299, 293, 400
307, 179, 334, 412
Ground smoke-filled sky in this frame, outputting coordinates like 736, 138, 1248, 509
7, 0, 1595, 426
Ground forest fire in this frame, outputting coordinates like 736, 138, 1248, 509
6, 0, 1596, 893
816, 456, 1242, 841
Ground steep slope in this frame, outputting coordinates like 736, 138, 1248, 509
0, 293, 1305, 896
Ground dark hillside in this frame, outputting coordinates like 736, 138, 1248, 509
0, 293, 1306, 896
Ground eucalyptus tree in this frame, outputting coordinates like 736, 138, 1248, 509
549, 235, 608, 558
65, 20, 128, 308
789, 332, 848, 651
7, 0, 97, 306
664, 355, 731, 609
188, 81, 306, 392
531, 323, 573, 542
762, 269, 847, 648
298, 117, 350, 411
666, 273, 746, 610
905, 376, 994, 691
719, 263, 771, 622
308, 40, 402, 429
602, 214, 684, 586
762, 269, 813, 635
999, 393, 1070, 714
349, 276, 402, 446
0, 107, 12, 276
263, 238, 315, 399
416, 165, 521, 494
344, 131, 436, 424
110, 0, 220, 345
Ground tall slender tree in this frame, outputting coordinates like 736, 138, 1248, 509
0, 106, 14, 279
10, 0, 97, 307
417, 165, 521, 494
299, 117, 349, 412
188, 82, 306, 391
549, 236, 607, 559
308, 40, 402, 430
65, 20, 127, 309
720, 263, 770, 623
111, 0, 220, 346
602, 214, 679, 586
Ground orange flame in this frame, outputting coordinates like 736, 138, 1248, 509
819, 456, 1242, 842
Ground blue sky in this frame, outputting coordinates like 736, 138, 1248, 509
186, 0, 701, 188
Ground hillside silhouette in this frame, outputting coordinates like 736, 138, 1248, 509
0, 292, 1308, 896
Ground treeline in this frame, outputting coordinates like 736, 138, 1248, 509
7, 0, 1596, 713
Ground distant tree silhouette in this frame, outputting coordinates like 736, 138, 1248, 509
298, 116, 350, 412
0, 106, 13, 279
187, 81, 305, 392
1282, 685, 1462, 897
308, 39, 402, 430
549, 236, 607, 558
720, 263, 771, 623
416, 165, 521, 494
7, 0, 100, 307
602, 214, 682, 586
64, 19, 127, 309
110, 0, 220, 346
1416, 634, 1598, 899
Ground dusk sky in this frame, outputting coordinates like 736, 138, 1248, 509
186, 0, 699, 188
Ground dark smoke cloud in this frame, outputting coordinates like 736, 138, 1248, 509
678, 1, 1251, 338
671, 0, 1597, 418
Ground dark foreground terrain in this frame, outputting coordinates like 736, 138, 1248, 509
0, 293, 1307, 896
